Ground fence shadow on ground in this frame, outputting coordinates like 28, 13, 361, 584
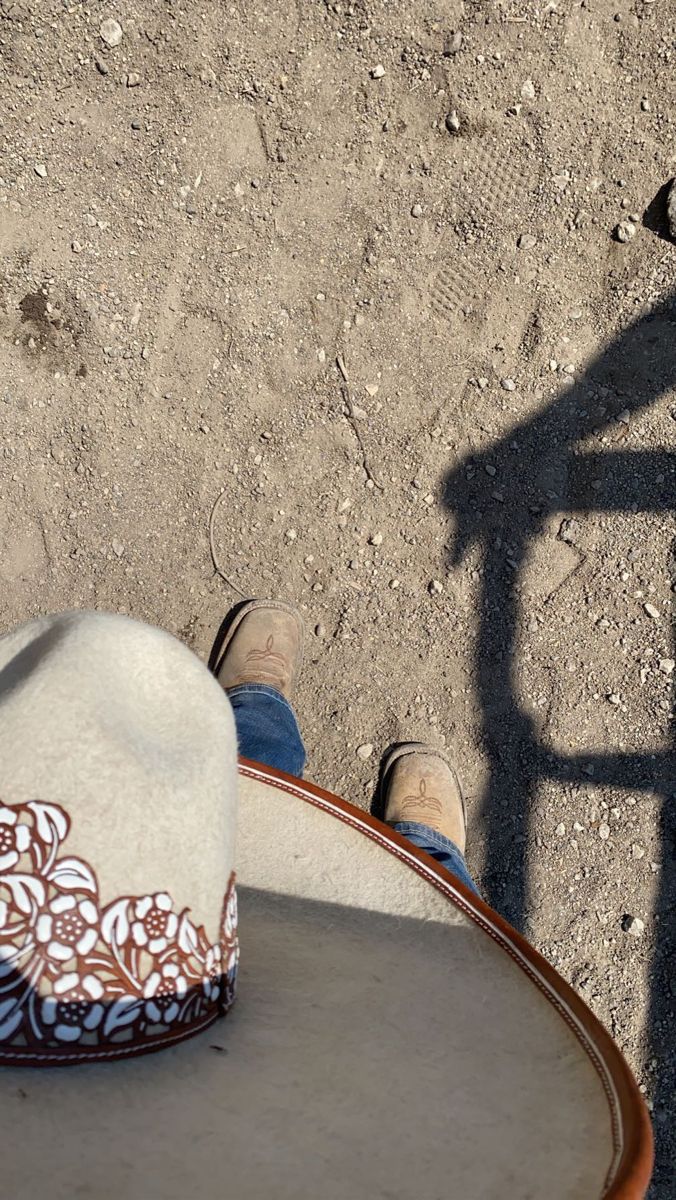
441, 292, 675, 1194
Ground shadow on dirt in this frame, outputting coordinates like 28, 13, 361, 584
441, 292, 675, 1194
642, 181, 675, 244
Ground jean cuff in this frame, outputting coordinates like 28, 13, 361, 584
226, 683, 295, 715
392, 820, 480, 897
393, 821, 463, 858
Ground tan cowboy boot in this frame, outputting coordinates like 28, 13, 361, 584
216, 600, 304, 701
382, 743, 466, 853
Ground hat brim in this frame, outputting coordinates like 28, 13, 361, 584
1, 759, 652, 1200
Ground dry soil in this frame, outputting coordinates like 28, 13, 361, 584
1, 0, 675, 1192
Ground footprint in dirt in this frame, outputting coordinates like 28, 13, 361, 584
429, 117, 548, 359
0, 510, 49, 593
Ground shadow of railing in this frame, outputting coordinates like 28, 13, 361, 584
442, 293, 675, 1194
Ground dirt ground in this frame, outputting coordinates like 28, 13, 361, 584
1, 0, 675, 1190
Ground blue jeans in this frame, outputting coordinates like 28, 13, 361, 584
229, 683, 480, 897
228, 684, 306, 777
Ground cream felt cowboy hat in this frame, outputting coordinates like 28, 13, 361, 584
0, 611, 652, 1199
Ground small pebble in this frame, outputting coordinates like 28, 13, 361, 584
643, 602, 660, 620
607, 693, 621, 705
126, 72, 142, 88
658, 658, 675, 675
356, 743, 374, 760
369, 532, 383, 546
443, 31, 463, 55
445, 110, 461, 134
112, 537, 125, 558
501, 377, 516, 391
131, 119, 142, 130
621, 915, 645, 937
95, 59, 109, 76
599, 822, 610, 840
521, 79, 536, 100
428, 579, 444, 595
667, 177, 676, 242
285, 529, 297, 541
100, 17, 123, 47
555, 822, 566, 836
34, 163, 47, 179
411, 203, 423, 218
371, 64, 386, 79
71, 240, 82, 254
640, 97, 651, 112
614, 220, 636, 243
314, 623, 326, 638
631, 844, 646, 859
518, 233, 537, 249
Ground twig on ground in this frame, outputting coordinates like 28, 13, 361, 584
256, 113, 275, 162
335, 355, 384, 491
208, 488, 248, 597
336, 354, 350, 384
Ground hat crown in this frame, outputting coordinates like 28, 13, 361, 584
0, 612, 239, 1064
